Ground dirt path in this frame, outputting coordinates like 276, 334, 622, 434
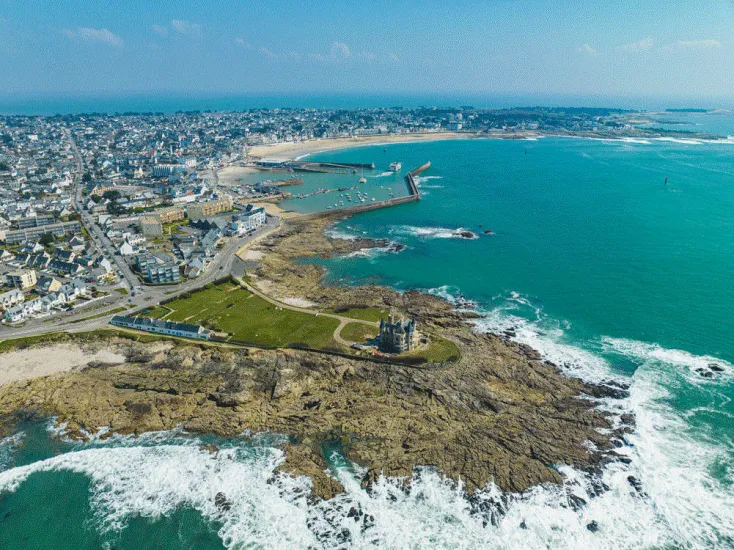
236, 277, 378, 346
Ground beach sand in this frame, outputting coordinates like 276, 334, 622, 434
217, 165, 260, 186
246, 132, 472, 161
0, 343, 127, 386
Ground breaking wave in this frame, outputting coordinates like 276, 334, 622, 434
466, 289, 734, 548
1, 292, 731, 548
390, 225, 479, 240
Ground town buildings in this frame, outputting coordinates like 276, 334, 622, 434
5, 269, 37, 290
186, 196, 233, 220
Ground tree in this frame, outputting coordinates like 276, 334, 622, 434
102, 190, 121, 201
82, 172, 92, 183
39, 233, 55, 246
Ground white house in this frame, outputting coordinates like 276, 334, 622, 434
0, 288, 24, 310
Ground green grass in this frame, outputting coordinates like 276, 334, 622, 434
153, 282, 341, 350
115, 287, 129, 295
340, 322, 378, 343
0, 332, 70, 353
404, 335, 461, 364
327, 306, 387, 323
142, 306, 170, 319
68, 306, 127, 323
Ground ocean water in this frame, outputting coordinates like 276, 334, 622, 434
2, 127, 734, 548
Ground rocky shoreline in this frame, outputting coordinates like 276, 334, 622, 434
0, 217, 633, 501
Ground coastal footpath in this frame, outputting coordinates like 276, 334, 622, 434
0, 217, 632, 500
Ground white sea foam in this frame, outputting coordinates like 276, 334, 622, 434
467, 290, 734, 548
602, 337, 732, 384
0, 441, 318, 548
1, 288, 731, 548
345, 241, 404, 260
0, 432, 24, 471
325, 229, 359, 241
654, 137, 703, 145
391, 225, 479, 240
626, 358, 734, 547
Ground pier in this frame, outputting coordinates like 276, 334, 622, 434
297, 161, 429, 221
405, 161, 431, 199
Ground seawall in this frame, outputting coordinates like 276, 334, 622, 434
294, 161, 429, 221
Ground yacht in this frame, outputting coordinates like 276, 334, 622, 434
388, 162, 402, 172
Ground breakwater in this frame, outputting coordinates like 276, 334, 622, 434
295, 162, 428, 220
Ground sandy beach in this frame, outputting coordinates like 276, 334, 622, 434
0, 343, 127, 386
245, 132, 473, 161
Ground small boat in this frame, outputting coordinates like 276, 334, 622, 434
389, 162, 402, 172
358, 177, 367, 184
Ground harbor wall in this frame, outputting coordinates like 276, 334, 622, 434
290, 161, 429, 221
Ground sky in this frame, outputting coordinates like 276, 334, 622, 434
1, 0, 733, 106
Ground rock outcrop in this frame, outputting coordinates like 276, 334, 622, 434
0, 218, 627, 501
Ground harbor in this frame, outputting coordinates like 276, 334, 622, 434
296, 161, 428, 220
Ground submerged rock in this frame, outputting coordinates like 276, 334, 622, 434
214, 492, 232, 512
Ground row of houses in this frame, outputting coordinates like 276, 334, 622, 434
110, 315, 212, 340
1, 220, 82, 245
3, 278, 88, 323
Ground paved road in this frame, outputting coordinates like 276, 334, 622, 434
0, 217, 282, 341
66, 128, 139, 291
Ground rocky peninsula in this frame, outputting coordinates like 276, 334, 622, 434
0, 218, 632, 500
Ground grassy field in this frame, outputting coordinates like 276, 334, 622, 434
68, 306, 128, 323
153, 282, 341, 350
327, 306, 387, 323
340, 322, 379, 343
404, 335, 461, 364
115, 287, 129, 295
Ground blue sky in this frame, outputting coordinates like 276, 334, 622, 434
1, 0, 733, 103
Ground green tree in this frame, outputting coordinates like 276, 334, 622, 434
102, 190, 121, 201
39, 233, 55, 246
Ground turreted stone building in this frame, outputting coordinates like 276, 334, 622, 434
378, 314, 416, 354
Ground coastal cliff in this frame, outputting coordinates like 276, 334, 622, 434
0, 219, 631, 500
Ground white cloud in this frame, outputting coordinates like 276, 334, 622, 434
310, 42, 353, 62
576, 43, 597, 56
358, 51, 376, 62
330, 41, 351, 59
171, 19, 202, 37
151, 24, 168, 37
235, 38, 252, 49
618, 37, 653, 52
678, 38, 722, 48
387, 52, 400, 62
63, 27, 123, 47
260, 47, 277, 59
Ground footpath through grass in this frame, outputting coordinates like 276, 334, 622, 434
152, 281, 341, 350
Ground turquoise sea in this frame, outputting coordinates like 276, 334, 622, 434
1, 114, 734, 548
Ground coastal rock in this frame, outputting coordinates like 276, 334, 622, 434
0, 218, 619, 502
0, 331, 613, 499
